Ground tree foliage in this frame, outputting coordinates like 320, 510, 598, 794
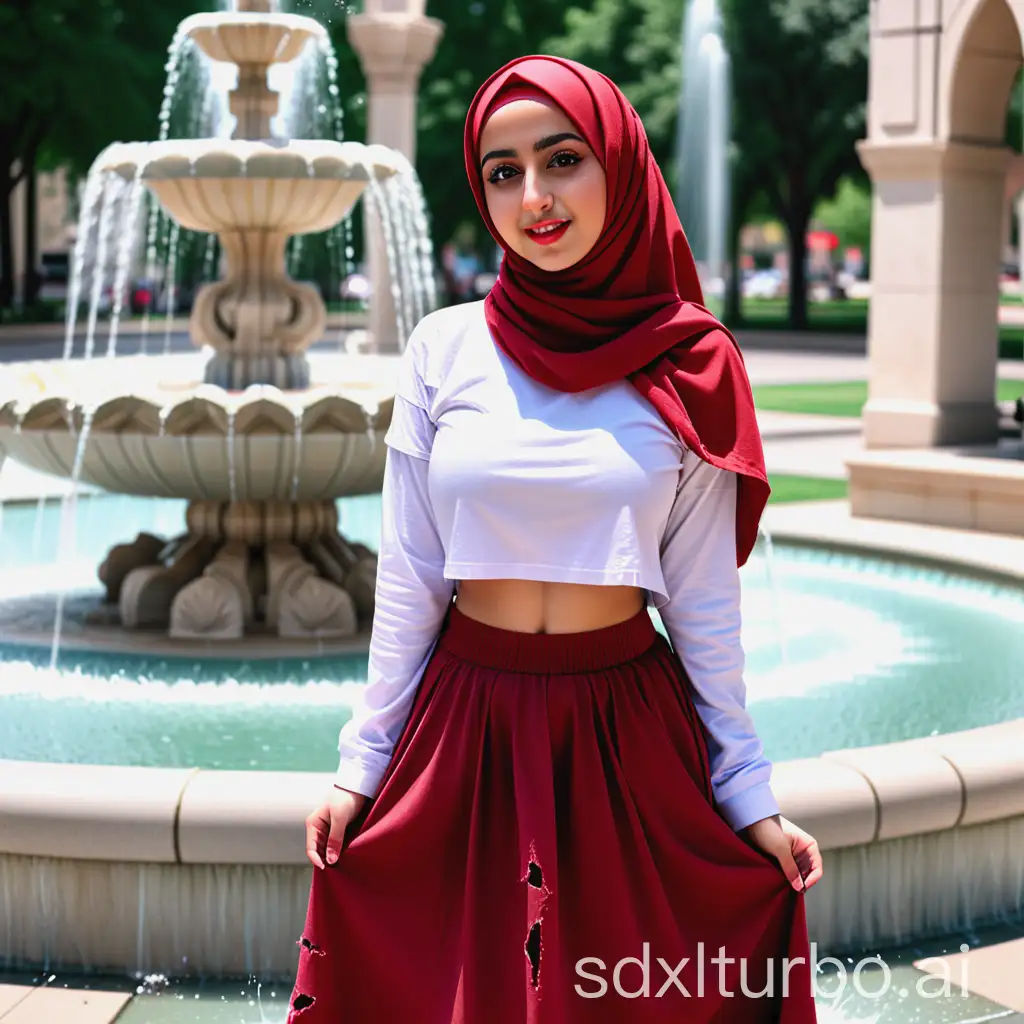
722, 0, 868, 326
326, 0, 579, 264
813, 175, 872, 259
0, 0, 205, 306
415, 0, 579, 258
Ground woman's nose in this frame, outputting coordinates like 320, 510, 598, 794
521, 169, 553, 214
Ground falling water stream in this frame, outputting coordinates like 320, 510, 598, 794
140, 28, 197, 347
675, 0, 731, 288
163, 222, 182, 356
48, 407, 96, 669
757, 524, 790, 667
61, 172, 105, 361
105, 169, 145, 360
366, 174, 408, 344
82, 175, 121, 362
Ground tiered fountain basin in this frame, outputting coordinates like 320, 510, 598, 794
180, 9, 327, 65
97, 140, 403, 392
98, 140, 401, 235
0, 353, 397, 500
0, 0, 436, 645
0, 351, 400, 646
2, 518, 1024, 977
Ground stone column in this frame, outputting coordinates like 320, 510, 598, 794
347, 0, 442, 352
857, 139, 1011, 448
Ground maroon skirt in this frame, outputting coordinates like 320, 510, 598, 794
288, 604, 816, 1023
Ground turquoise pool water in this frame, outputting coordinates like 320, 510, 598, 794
1, 494, 1023, 770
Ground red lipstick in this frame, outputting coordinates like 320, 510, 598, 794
524, 219, 571, 246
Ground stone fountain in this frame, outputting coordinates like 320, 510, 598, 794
0, 0, 438, 646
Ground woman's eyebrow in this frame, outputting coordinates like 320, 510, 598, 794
534, 131, 584, 151
480, 132, 585, 170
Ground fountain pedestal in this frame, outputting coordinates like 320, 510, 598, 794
191, 229, 323, 390
102, 500, 377, 641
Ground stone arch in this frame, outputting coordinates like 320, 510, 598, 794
943, 0, 1024, 306
942, 0, 1023, 144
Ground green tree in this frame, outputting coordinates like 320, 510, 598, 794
813, 175, 872, 260
1006, 68, 1024, 153
722, 0, 868, 328
418, 0, 585, 258
0, 0, 204, 309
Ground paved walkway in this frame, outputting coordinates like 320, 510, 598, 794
742, 349, 1024, 384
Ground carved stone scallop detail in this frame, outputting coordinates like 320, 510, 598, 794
170, 540, 253, 640
265, 541, 358, 638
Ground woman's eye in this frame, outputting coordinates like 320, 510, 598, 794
487, 164, 518, 184
486, 152, 582, 184
550, 150, 581, 168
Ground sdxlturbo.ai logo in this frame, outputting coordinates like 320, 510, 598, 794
574, 942, 973, 1002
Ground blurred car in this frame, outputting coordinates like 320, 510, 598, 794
129, 278, 158, 315
743, 269, 786, 300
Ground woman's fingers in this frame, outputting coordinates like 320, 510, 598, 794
326, 800, 356, 865
796, 839, 824, 889
775, 842, 804, 891
305, 810, 328, 870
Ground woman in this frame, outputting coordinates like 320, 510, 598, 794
290, 55, 822, 1023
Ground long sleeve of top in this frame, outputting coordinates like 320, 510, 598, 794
334, 391, 454, 797
656, 449, 780, 832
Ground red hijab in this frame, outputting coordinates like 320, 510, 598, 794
463, 55, 769, 567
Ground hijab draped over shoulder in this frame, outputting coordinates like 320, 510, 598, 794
463, 54, 769, 567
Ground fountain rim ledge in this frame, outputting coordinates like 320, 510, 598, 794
94, 139, 404, 183
0, 714, 1022, 864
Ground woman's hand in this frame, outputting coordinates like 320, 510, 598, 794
740, 814, 823, 892
305, 785, 368, 869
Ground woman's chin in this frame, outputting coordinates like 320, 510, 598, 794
519, 246, 585, 273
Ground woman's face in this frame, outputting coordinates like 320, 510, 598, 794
479, 98, 606, 272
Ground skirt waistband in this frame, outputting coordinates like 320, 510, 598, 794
438, 602, 658, 674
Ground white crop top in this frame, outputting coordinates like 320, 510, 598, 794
335, 301, 779, 832
404, 304, 682, 601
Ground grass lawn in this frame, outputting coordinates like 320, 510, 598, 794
753, 379, 1024, 418
767, 474, 849, 503
742, 298, 868, 333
